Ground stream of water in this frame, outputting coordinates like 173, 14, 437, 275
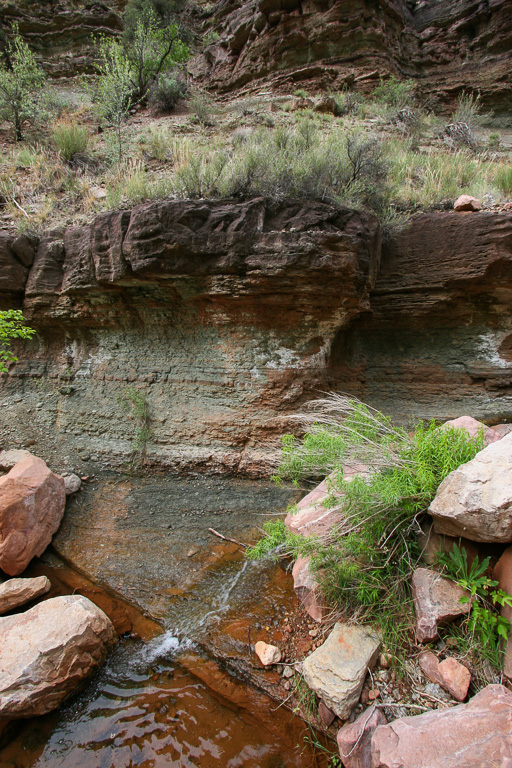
0, 476, 325, 767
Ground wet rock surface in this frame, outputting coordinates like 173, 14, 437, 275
0, 595, 117, 718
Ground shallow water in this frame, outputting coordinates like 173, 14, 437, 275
1, 635, 316, 768
0, 475, 325, 768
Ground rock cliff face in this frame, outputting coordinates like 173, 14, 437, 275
0, 1, 124, 76
0, 199, 380, 474
2, 200, 512, 475
196, 0, 512, 112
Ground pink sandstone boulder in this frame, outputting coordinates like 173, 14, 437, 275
411, 568, 470, 643
416, 520, 480, 568
337, 704, 386, 768
429, 431, 512, 542
0, 575, 51, 615
291, 556, 326, 622
439, 416, 501, 445
418, 651, 471, 701
0, 456, 65, 576
454, 195, 482, 212
371, 684, 512, 768
0, 595, 117, 717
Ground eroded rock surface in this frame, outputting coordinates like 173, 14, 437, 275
0, 595, 117, 717
411, 568, 470, 643
0, 456, 65, 576
195, 0, 512, 113
371, 684, 512, 768
302, 623, 380, 719
429, 432, 512, 542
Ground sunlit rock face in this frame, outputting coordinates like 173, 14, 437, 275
194, 0, 512, 113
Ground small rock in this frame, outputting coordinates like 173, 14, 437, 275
419, 651, 471, 701
337, 704, 386, 768
309, 628, 319, 637
283, 680, 291, 691
379, 653, 391, 669
439, 415, 501, 445
0, 449, 33, 470
314, 95, 340, 115
411, 568, 470, 643
368, 689, 380, 701
454, 195, 482, 212
291, 556, 326, 622
186, 547, 199, 557
255, 641, 281, 666
282, 666, 294, 679
63, 473, 81, 495
318, 700, 336, 727
0, 576, 51, 614
302, 623, 380, 719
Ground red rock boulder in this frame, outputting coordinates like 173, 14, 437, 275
0, 456, 65, 576
371, 684, 512, 767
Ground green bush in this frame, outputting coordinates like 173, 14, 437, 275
52, 121, 89, 162
148, 70, 187, 113
496, 163, 512, 197
251, 396, 487, 657
0, 309, 35, 372
173, 122, 388, 211
373, 76, 415, 109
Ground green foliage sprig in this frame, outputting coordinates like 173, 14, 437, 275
0, 309, 36, 372
438, 543, 512, 665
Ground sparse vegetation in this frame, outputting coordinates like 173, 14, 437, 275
118, 386, 152, 466
52, 121, 89, 162
248, 396, 502, 673
0, 25, 46, 141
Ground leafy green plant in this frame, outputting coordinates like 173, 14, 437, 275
438, 543, 512, 665
118, 386, 151, 466
188, 90, 216, 126
124, 7, 189, 102
148, 69, 188, 113
0, 25, 46, 141
488, 132, 501, 151
91, 37, 134, 163
293, 88, 309, 99
250, 396, 486, 656
52, 121, 89, 162
0, 309, 36, 372
245, 519, 290, 560
373, 76, 415, 109
496, 164, 512, 197
293, 674, 316, 716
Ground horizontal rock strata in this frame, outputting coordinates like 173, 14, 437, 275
195, 0, 512, 113
2, 203, 512, 474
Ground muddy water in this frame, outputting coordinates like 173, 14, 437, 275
0, 476, 327, 767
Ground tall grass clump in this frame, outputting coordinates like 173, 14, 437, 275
251, 395, 486, 652
173, 122, 388, 211
52, 121, 89, 162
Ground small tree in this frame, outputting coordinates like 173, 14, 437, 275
0, 25, 46, 141
92, 37, 134, 163
0, 309, 35, 372
125, 8, 189, 102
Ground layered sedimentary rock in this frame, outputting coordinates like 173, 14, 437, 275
195, 0, 512, 112
2, 202, 512, 474
0, 0, 124, 77
328, 211, 512, 422
0, 198, 380, 474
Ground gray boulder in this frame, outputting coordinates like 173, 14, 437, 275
302, 623, 380, 719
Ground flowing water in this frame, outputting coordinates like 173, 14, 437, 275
0, 476, 326, 768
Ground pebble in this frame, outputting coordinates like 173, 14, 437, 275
282, 666, 294, 679
308, 629, 318, 637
